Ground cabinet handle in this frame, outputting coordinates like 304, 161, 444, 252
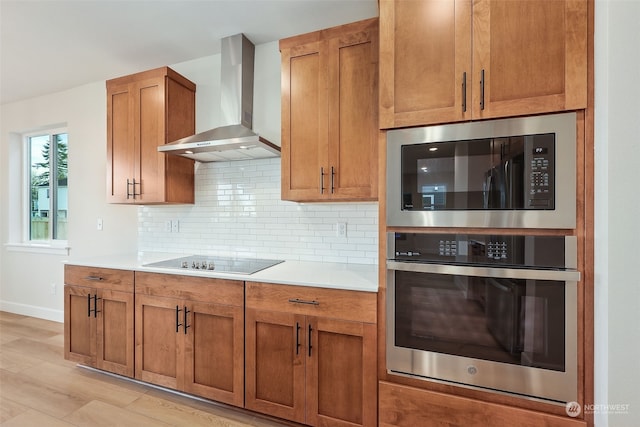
295, 322, 301, 355
308, 324, 313, 357
87, 294, 100, 318
462, 71, 467, 113
330, 166, 335, 194
320, 167, 325, 194
84, 276, 104, 281
126, 178, 141, 200
288, 298, 320, 306
175, 305, 182, 333
480, 69, 485, 110
183, 306, 190, 335
93, 295, 101, 318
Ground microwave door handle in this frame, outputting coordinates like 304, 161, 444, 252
505, 160, 511, 208
483, 172, 493, 208
386, 260, 581, 281
498, 166, 507, 208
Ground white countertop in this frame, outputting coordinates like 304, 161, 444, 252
64, 252, 378, 293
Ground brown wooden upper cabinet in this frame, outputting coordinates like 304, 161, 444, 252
106, 66, 196, 204
379, 0, 588, 128
280, 18, 379, 202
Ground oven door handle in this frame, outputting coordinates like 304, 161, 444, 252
386, 260, 580, 282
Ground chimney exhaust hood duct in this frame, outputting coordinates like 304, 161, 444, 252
159, 34, 280, 162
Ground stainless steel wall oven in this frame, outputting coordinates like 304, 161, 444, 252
386, 232, 580, 403
386, 112, 577, 228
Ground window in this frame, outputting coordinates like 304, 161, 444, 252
28, 131, 68, 241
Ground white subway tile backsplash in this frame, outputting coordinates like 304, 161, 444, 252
138, 158, 378, 264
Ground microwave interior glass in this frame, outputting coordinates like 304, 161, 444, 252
401, 133, 555, 212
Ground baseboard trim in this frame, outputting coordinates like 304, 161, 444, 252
0, 301, 63, 323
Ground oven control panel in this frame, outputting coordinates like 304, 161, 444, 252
486, 240, 508, 260
390, 232, 569, 269
438, 239, 457, 257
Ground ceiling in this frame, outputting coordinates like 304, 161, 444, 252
0, 0, 378, 105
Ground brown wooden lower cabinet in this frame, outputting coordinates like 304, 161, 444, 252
245, 282, 377, 426
134, 272, 244, 407
379, 381, 587, 427
65, 267, 378, 425
64, 265, 134, 378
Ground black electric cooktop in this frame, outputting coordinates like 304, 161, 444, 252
144, 256, 284, 275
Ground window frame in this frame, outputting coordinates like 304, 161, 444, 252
23, 127, 69, 245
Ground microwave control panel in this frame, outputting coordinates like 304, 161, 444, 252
525, 134, 555, 209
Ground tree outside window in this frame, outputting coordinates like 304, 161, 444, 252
29, 132, 68, 241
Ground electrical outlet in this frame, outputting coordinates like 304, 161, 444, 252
171, 219, 180, 233
336, 222, 347, 238
50, 283, 56, 295
165, 220, 172, 232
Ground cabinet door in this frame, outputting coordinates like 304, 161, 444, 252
306, 317, 377, 427
379, 0, 472, 128
106, 82, 135, 203
96, 289, 134, 377
281, 39, 328, 201
135, 294, 182, 389
64, 285, 96, 366
134, 76, 167, 203
472, 0, 587, 119
245, 308, 306, 423
183, 301, 244, 407
327, 19, 379, 200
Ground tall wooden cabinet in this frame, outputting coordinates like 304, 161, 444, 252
106, 66, 196, 204
280, 18, 379, 202
379, 0, 588, 128
134, 272, 244, 407
63, 265, 134, 378
245, 282, 377, 427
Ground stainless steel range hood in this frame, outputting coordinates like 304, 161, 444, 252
159, 34, 280, 162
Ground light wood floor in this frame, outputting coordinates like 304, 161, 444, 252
0, 311, 295, 427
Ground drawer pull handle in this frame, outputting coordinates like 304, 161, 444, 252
288, 298, 320, 306
84, 276, 104, 281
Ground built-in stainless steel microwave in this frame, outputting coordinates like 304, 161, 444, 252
386, 113, 576, 229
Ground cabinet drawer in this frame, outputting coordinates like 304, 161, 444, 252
246, 282, 376, 323
64, 265, 134, 292
379, 381, 586, 427
135, 272, 243, 306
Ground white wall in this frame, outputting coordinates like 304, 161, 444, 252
594, 1, 640, 426
0, 82, 138, 321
